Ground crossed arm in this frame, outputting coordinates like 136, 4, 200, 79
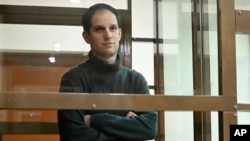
84, 111, 137, 127
58, 71, 158, 141
58, 109, 158, 141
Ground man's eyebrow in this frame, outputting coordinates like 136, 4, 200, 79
110, 24, 119, 27
92, 25, 104, 28
92, 24, 118, 28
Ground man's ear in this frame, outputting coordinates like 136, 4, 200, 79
118, 28, 122, 40
82, 31, 90, 44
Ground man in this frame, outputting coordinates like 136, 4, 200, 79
57, 3, 158, 141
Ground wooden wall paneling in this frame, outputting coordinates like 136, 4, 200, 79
218, 0, 237, 141
0, 122, 58, 134
3, 135, 58, 141
0, 53, 77, 141
1, 53, 77, 122
118, 8, 132, 68
0, 5, 84, 26
1, 52, 87, 67
0, 122, 59, 141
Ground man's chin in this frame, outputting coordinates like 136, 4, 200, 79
103, 49, 118, 56
104, 52, 117, 58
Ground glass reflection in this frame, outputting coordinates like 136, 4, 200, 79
159, 0, 219, 140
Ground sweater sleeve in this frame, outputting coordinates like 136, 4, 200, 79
90, 111, 158, 140
90, 71, 158, 140
57, 72, 119, 141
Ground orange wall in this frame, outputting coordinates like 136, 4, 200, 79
1, 64, 69, 141
3, 135, 59, 141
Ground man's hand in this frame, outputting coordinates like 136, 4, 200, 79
84, 115, 91, 127
126, 111, 137, 117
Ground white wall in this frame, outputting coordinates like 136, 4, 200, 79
0, 24, 89, 53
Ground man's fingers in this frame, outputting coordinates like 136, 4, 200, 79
126, 111, 137, 117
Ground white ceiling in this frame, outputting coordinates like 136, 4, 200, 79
0, 0, 128, 9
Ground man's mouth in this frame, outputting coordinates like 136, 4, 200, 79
104, 42, 114, 45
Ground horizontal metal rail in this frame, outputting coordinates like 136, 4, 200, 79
238, 103, 250, 111
0, 92, 236, 111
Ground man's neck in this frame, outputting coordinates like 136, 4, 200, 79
92, 52, 117, 64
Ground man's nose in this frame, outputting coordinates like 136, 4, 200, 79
104, 29, 112, 39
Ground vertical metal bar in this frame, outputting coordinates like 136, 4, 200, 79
217, 0, 237, 141
201, 0, 212, 140
192, 0, 205, 140
154, 0, 165, 140
192, 0, 213, 140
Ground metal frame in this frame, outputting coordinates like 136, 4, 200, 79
1, 0, 250, 141
0, 93, 235, 111
0, 92, 242, 141
218, 0, 237, 141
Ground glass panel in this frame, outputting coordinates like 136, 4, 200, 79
132, 0, 154, 38
165, 111, 193, 141
205, 0, 219, 96
161, 0, 193, 95
235, 0, 250, 10
0, 0, 128, 9
132, 42, 154, 90
159, 0, 219, 140
160, 0, 193, 140
238, 112, 250, 124
211, 112, 219, 141
236, 34, 250, 104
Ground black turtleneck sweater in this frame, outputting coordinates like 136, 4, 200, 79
57, 52, 158, 141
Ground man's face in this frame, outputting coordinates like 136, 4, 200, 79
83, 9, 121, 61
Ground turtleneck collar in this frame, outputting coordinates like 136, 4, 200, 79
88, 51, 121, 73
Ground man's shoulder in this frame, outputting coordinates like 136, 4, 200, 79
63, 60, 90, 76
120, 66, 144, 78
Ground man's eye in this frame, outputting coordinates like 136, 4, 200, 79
95, 28, 103, 32
110, 26, 118, 31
